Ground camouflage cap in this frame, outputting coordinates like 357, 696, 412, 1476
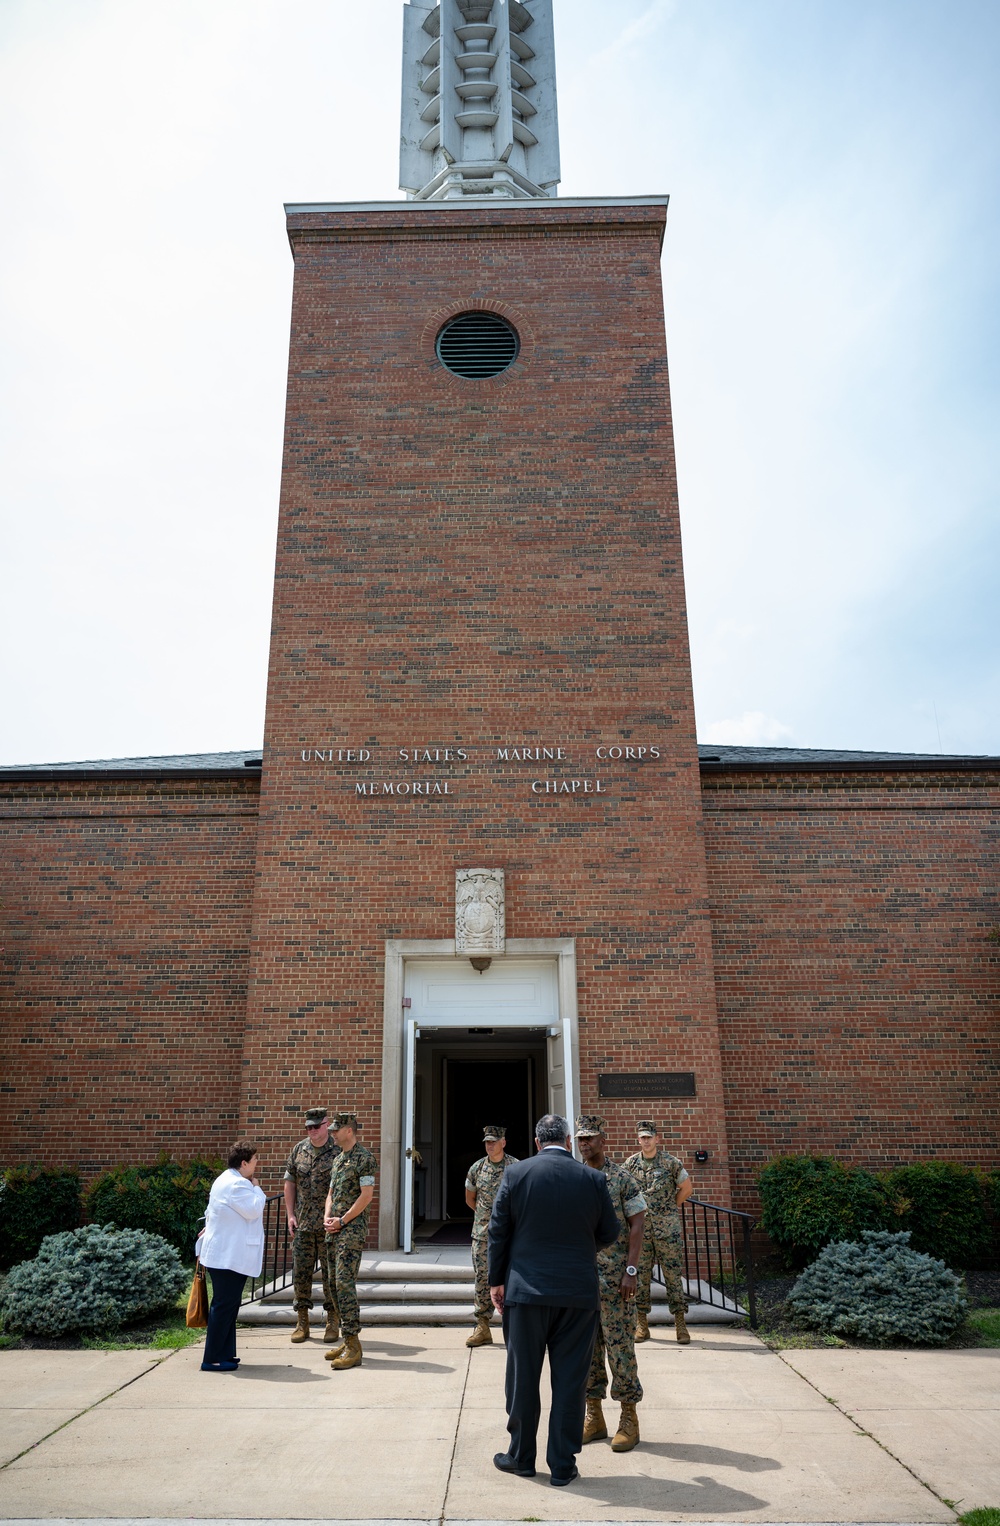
637, 1119, 658, 1136
575, 1113, 606, 1137
482, 1125, 507, 1141
332, 1111, 358, 1129
303, 1106, 328, 1125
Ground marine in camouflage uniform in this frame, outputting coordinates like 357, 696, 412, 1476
624, 1120, 691, 1342
323, 1112, 377, 1369
464, 1125, 518, 1347
576, 1115, 646, 1452
283, 1106, 340, 1340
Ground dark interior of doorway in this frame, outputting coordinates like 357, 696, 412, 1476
444, 1057, 535, 1221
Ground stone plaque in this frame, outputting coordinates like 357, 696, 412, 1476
455, 868, 505, 953
598, 1073, 696, 1099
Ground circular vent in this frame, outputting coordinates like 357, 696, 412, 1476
436, 311, 519, 378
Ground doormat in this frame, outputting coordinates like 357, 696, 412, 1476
425, 1220, 473, 1245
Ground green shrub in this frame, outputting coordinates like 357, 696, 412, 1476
1, 1223, 188, 1337
757, 1156, 890, 1264
988, 1170, 1000, 1223
883, 1162, 992, 1268
787, 1230, 967, 1345
85, 1153, 220, 1259
0, 1167, 83, 1268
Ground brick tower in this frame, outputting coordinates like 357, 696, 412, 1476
242, 0, 728, 1245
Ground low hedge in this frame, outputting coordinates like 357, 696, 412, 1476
887, 1161, 992, 1268
757, 1155, 996, 1268
0, 1166, 83, 1268
85, 1153, 221, 1259
756, 1156, 889, 1263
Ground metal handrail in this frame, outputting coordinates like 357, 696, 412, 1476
652, 1196, 757, 1327
244, 1188, 758, 1328
244, 1192, 293, 1303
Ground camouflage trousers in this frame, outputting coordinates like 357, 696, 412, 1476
586, 1281, 643, 1405
326, 1223, 366, 1337
637, 1215, 687, 1315
471, 1235, 492, 1319
292, 1228, 339, 1317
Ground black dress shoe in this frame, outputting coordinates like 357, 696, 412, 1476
493, 1452, 536, 1478
550, 1466, 579, 1487
200, 1360, 239, 1372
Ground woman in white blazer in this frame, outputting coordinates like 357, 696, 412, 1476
197, 1141, 266, 1372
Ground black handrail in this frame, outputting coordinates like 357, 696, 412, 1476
244, 1193, 293, 1304
652, 1196, 757, 1328
243, 1189, 758, 1328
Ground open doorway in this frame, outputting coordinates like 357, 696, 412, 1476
412, 1029, 547, 1240
443, 1055, 536, 1218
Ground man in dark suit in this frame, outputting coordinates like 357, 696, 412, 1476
487, 1112, 620, 1486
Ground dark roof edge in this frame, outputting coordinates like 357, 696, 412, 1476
0, 766, 262, 783
699, 755, 1000, 775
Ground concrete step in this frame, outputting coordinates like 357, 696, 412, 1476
238, 1299, 740, 1327
258, 1277, 678, 1306
241, 1247, 745, 1325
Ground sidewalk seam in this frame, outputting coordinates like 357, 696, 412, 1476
0, 1350, 176, 1473
771, 1349, 961, 1521
439, 1337, 474, 1523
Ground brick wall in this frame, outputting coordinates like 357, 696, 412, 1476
243, 200, 731, 1230
702, 764, 1000, 1210
0, 775, 258, 1173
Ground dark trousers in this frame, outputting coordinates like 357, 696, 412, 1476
203, 1266, 247, 1364
502, 1302, 600, 1478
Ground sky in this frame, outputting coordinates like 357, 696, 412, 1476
1, 0, 998, 765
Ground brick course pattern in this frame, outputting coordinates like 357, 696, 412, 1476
702, 765, 1000, 1208
0, 776, 257, 1171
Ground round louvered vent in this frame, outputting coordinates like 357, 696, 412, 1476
436, 311, 519, 378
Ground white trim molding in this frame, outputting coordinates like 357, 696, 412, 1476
378, 937, 578, 1249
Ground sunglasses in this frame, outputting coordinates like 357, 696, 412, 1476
305, 1122, 326, 1130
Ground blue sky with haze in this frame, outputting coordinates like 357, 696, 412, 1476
0, 0, 997, 763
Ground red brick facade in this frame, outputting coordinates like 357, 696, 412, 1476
1, 200, 996, 1232
703, 761, 1000, 1208
0, 774, 257, 1169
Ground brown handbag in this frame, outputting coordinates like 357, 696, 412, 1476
186, 1260, 209, 1328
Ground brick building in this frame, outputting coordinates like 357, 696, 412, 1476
1, 0, 997, 1244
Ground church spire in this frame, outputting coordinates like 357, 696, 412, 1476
400, 0, 560, 200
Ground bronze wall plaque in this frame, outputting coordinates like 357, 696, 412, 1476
598, 1073, 696, 1099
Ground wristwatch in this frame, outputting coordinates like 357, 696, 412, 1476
625, 1264, 638, 1276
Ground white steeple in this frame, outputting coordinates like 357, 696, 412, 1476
400, 0, 560, 200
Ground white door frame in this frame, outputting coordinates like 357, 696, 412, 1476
379, 938, 579, 1250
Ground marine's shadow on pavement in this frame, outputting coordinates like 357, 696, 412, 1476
541, 1471, 771, 1513
234, 1365, 327, 1382
641, 1440, 782, 1473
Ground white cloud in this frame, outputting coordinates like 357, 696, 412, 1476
700, 712, 794, 747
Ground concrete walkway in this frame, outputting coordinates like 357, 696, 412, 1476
0, 1325, 996, 1522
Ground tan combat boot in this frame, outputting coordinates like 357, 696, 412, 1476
466, 1317, 493, 1348
323, 1313, 340, 1343
635, 1311, 650, 1342
330, 1334, 362, 1370
324, 1337, 348, 1361
582, 1398, 608, 1443
290, 1310, 310, 1343
611, 1402, 640, 1452
675, 1310, 691, 1344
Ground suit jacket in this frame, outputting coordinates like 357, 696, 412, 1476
487, 1146, 620, 1309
